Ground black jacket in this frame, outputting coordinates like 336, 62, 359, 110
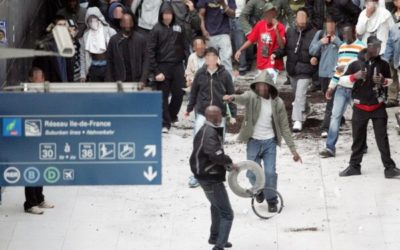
328, 0, 360, 30
274, 24, 317, 78
190, 122, 233, 182
187, 65, 236, 117
344, 55, 391, 106
106, 32, 148, 83
147, 2, 185, 75
305, 0, 360, 31
305, 0, 326, 30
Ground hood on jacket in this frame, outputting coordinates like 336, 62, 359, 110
197, 63, 227, 76
158, 2, 176, 25
249, 70, 279, 99
108, 2, 127, 21
86, 7, 109, 26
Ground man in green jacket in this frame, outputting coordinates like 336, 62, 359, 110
223, 70, 302, 212
240, 0, 294, 35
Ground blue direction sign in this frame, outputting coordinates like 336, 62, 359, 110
0, 92, 162, 186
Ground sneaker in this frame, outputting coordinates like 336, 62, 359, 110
292, 121, 303, 133
319, 148, 335, 158
209, 239, 232, 248
268, 203, 278, 213
255, 191, 264, 203
384, 167, 400, 178
188, 176, 199, 188
25, 206, 44, 215
321, 131, 328, 138
162, 127, 169, 134
339, 166, 361, 177
39, 201, 54, 209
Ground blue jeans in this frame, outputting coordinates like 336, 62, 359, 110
246, 138, 278, 204
326, 86, 353, 153
231, 18, 248, 71
199, 181, 234, 248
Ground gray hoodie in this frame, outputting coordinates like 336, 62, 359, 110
232, 71, 296, 153
131, 0, 163, 31
79, 7, 116, 79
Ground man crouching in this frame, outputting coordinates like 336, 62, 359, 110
190, 105, 238, 250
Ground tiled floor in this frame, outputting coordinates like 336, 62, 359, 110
0, 107, 399, 250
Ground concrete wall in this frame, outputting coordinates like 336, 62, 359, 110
0, 0, 48, 86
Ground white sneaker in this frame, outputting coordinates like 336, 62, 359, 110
39, 201, 54, 209
321, 131, 328, 138
25, 206, 44, 215
293, 121, 303, 132
162, 127, 169, 134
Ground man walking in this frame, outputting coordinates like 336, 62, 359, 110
106, 12, 148, 86
319, 24, 366, 158
273, 7, 318, 132
148, 2, 186, 133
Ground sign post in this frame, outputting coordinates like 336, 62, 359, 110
0, 92, 162, 186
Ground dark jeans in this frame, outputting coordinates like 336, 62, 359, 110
24, 186, 44, 210
88, 65, 107, 82
231, 18, 251, 71
349, 107, 396, 169
156, 63, 185, 129
199, 181, 234, 249
320, 77, 334, 132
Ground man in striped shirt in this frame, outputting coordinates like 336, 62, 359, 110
320, 24, 366, 158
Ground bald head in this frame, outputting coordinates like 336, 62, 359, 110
205, 106, 222, 126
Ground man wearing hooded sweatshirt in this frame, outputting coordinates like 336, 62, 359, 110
148, 2, 186, 133
356, 0, 395, 55
106, 12, 148, 86
80, 7, 116, 82
163, 0, 201, 60
224, 71, 302, 212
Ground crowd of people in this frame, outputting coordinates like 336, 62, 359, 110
25, 0, 400, 249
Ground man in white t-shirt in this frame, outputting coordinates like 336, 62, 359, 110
224, 71, 302, 212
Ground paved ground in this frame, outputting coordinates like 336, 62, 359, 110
1, 82, 400, 250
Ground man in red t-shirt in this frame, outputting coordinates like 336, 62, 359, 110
234, 2, 285, 82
